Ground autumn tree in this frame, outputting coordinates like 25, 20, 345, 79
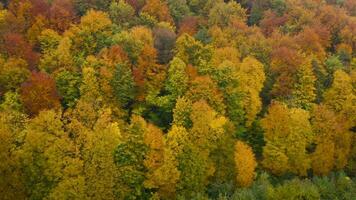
0, 99, 26, 200
55, 70, 81, 108
20, 72, 61, 116
49, 0, 76, 32
142, 0, 174, 24
111, 63, 135, 107
109, 0, 135, 27
147, 57, 188, 111
261, 101, 313, 176
176, 100, 228, 198
236, 56, 266, 127
82, 109, 122, 199
144, 125, 183, 198
114, 115, 149, 199
310, 105, 352, 176
20, 110, 84, 199
167, 0, 190, 23
234, 140, 257, 187
323, 69, 355, 128
73, 0, 112, 15
66, 9, 112, 59
0, 58, 30, 95
3, 33, 39, 70
208, 1, 247, 28
185, 76, 226, 114
289, 56, 317, 110
153, 27, 176, 64
175, 33, 212, 67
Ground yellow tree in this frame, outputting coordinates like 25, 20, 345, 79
234, 140, 257, 187
324, 69, 355, 128
176, 100, 227, 198
143, 124, 165, 190
0, 110, 26, 200
65, 9, 112, 57
82, 109, 121, 200
185, 76, 226, 115
236, 56, 266, 126
310, 105, 339, 176
261, 101, 313, 176
20, 110, 84, 199
290, 56, 316, 110
144, 125, 184, 199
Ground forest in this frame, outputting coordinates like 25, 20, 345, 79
0, 0, 355, 199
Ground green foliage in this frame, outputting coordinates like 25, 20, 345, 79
109, 0, 135, 27
55, 70, 81, 108
111, 63, 135, 107
267, 179, 320, 200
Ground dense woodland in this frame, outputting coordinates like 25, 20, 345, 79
0, 0, 355, 199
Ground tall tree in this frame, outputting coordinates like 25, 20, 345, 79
261, 102, 313, 176
234, 140, 257, 187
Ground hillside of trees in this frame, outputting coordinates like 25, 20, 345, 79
0, 0, 355, 199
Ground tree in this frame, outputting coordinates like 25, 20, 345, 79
82, 109, 122, 200
261, 102, 313, 176
175, 33, 212, 67
185, 76, 226, 114
209, 1, 247, 27
49, 0, 76, 32
20, 72, 61, 116
289, 56, 316, 110
55, 70, 81, 108
167, 0, 190, 23
323, 69, 355, 128
114, 115, 149, 199
143, 123, 166, 196
153, 27, 176, 64
39, 36, 75, 73
3, 33, 39, 70
310, 105, 349, 176
173, 96, 193, 128
142, 0, 174, 24
144, 126, 183, 198
20, 110, 84, 199
111, 63, 135, 107
67, 9, 112, 58
236, 56, 266, 127
38, 28, 62, 53
234, 141, 257, 187
0, 58, 30, 95
113, 30, 144, 64
0, 107, 26, 200
73, 0, 112, 15
267, 179, 320, 200
109, 0, 135, 27
148, 57, 188, 111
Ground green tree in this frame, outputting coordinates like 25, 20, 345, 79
109, 0, 135, 27
111, 63, 135, 107
114, 115, 149, 199
55, 70, 81, 108
208, 1, 247, 27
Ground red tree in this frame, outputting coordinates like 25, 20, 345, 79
3, 33, 40, 70
50, 0, 77, 32
20, 72, 61, 116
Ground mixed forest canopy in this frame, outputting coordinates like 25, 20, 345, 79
0, 0, 355, 199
